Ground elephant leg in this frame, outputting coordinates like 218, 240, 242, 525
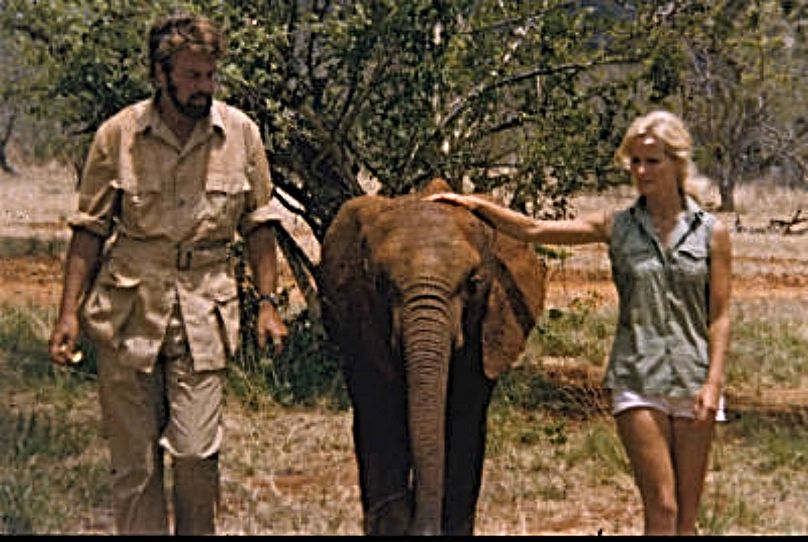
345, 367, 412, 535
442, 355, 495, 536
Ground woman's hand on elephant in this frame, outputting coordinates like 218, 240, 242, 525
424, 192, 479, 210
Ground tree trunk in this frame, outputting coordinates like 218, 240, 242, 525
718, 166, 735, 212
0, 112, 17, 175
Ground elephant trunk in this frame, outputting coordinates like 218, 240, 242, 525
401, 277, 453, 535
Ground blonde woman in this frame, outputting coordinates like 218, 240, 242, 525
428, 110, 731, 535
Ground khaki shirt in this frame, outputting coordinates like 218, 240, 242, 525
71, 97, 281, 371
604, 196, 716, 397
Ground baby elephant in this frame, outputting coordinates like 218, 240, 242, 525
320, 178, 547, 535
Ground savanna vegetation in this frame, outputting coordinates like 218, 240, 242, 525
2, 174, 807, 534
2, 0, 808, 534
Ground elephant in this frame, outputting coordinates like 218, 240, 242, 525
319, 178, 547, 535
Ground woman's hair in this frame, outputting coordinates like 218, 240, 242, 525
613, 110, 700, 201
148, 13, 226, 80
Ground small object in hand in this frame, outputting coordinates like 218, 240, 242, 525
59, 345, 83, 364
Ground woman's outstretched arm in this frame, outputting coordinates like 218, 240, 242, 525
426, 192, 611, 245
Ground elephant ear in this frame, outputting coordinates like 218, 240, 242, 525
320, 195, 397, 380
482, 230, 547, 380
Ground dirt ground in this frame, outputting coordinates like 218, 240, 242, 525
2, 166, 807, 303
2, 164, 807, 398
2, 164, 807, 408
3, 164, 808, 535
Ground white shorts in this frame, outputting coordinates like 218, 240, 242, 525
612, 389, 726, 422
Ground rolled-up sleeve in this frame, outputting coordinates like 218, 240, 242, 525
239, 120, 284, 235
68, 124, 121, 239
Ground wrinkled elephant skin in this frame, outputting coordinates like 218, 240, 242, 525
320, 179, 547, 535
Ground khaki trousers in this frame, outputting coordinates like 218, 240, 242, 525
96, 307, 225, 535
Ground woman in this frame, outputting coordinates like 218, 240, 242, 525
428, 110, 731, 535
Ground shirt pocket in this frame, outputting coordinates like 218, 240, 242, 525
619, 245, 661, 280
119, 172, 164, 235
671, 245, 709, 281
81, 259, 141, 347
203, 174, 250, 234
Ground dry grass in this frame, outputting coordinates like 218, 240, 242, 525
2, 167, 808, 535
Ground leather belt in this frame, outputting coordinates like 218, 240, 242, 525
112, 236, 232, 270
175, 243, 231, 270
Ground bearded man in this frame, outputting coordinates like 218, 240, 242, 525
48, 13, 288, 535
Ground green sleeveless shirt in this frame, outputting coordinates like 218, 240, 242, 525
604, 195, 716, 397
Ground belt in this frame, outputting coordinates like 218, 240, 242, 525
175, 244, 231, 270
112, 236, 232, 270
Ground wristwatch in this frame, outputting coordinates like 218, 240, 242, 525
257, 293, 280, 306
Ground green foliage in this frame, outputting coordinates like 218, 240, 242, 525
570, 420, 630, 479
231, 241, 347, 409
731, 413, 808, 473
231, 307, 348, 410
0, 403, 110, 534
494, 365, 606, 417
727, 315, 808, 389
1, 0, 710, 238
0, 314, 107, 536
698, 484, 762, 535
0, 304, 50, 358
0, 303, 97, 382
496, 295, 613, 417
528, 294, 614, 365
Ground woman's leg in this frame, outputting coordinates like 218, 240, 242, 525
671, 417, 715, 534
615, 408, 677, 535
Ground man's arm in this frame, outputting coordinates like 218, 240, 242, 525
49, 228, 103, 365
245, 223, 288, 353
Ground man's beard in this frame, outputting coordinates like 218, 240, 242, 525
167, 77, 212, 120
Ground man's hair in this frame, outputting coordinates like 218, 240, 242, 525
148, 13, 226, 80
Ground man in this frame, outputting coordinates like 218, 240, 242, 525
48, 13, 288, 535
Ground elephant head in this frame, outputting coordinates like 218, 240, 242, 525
320, 178, 546, 535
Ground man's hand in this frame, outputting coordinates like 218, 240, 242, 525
49, 313, 81, 365
256, 303, 288, 355
49, 229, 103, 366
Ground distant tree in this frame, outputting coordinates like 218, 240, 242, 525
647, 0, 808, 211
0, 111, 16, 175
0, 30, 22, 174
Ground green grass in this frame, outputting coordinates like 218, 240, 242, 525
519, 294, 808, 393
3, 297, 808, 534
526, 295, 615, 367
0, 303, 109, 534
727, 312, 808, 390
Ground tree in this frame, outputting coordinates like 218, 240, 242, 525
645, 0, 808, 211
1, 0, 708, 308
